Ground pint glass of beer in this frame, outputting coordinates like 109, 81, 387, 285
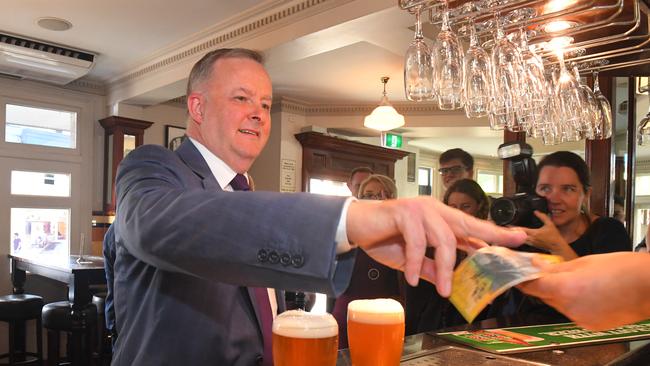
347, 298, 405, 366
272, 310, 338, 366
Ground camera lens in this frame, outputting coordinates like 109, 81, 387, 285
490, 198, 517, 226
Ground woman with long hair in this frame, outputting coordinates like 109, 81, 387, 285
443, 179, 490, 219
523, 151, 630, 260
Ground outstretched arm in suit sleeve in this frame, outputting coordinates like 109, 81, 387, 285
115, 145, 351, 296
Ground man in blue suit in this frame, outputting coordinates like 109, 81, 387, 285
108, 48, 526, 365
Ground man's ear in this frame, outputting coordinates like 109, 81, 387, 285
187, 92, 204, 124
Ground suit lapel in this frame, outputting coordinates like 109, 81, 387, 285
175, 139, 221, 190
177, 139, 280, 340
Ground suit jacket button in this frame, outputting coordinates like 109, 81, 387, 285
291, 255, 304, 268
257, 249, 268, 262
256, 355, 263, 365
268, 251, 280, 264
280, 253, 291, 266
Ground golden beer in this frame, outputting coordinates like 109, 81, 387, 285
272, 310, 338, 366
347, 299, 405, 366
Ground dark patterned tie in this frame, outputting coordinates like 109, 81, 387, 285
229, 174, 273, 365
229, 173, 251, 191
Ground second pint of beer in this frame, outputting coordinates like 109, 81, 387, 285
347, 298, 405, 366
272, 310, 338, 366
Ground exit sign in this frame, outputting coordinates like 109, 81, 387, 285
383, 133, 402, 148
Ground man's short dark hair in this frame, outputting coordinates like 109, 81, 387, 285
186, 48, 265, 96
349, 167, 373, 182
439, 148, 474, 170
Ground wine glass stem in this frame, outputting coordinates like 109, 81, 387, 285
469, 17, 478, 47
415, 9, 423, 40
495, 11, 505, 40
557, 51, 566, 74
441, 1, 450, 31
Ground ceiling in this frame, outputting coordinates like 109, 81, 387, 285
1, 0, 642, 158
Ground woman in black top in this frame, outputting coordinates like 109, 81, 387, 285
522, 151, 630, 259
511, 151, 630, 323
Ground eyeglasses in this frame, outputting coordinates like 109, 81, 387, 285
359, 192, 385, 200
438, 165, 467, 176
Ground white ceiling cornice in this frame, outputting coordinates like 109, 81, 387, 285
107, 0, 354, 90
276, 96, 448, 116
66, 78, 107, 96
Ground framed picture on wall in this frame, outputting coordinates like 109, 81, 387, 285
165, 125, 186, 151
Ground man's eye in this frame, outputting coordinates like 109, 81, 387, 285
262, 103, 271, 110
234, 96, 247, 101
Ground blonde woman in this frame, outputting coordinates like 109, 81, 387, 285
332, 174, 401, 348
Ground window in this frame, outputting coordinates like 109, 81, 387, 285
11, 170, 71, 197
306, 177, 351, 314
636, 175, 650, 196
418, 167, 432, 196
477, 170, 503, 195
5, 103, 77, 149
309, 178, 351, 197
10, 208, 70, 263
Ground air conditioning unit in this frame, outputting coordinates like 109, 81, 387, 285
0, 33, 95, 85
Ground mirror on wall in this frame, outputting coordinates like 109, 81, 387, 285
613, 77, 630, 230
633, 77, 650, 250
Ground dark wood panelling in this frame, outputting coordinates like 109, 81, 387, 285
295, 132, 409, 192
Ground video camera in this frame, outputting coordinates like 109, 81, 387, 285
490, 142, 548, 228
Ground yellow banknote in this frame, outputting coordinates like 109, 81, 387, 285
450, 246, 563, 323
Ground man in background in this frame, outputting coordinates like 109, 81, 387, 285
347, 166, 373, 197
439, 148, 474, 190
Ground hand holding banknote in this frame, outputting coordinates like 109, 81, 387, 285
518, 252, 650, 330
449, 246, 562, 323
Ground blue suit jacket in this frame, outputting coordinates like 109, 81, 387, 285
110, 140, 354, 365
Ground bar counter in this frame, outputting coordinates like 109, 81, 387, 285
337, 317, 650, 365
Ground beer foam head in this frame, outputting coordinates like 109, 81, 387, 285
347, 298, 404, 325
272, 310, 338, 339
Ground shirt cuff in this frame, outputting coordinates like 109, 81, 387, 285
335, 197, 357, 254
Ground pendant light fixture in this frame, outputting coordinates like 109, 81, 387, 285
364, 76, 405, 131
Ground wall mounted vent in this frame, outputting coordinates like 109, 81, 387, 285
0, 33, 95, 85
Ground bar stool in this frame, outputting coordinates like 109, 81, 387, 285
91, 293, 111, 364
41, 301, 96, 366
0, 294, 44, 365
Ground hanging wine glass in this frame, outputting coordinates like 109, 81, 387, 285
432, 1, 464, 110
554, 49, 583, 138
639, 115, 650, 146
490, 12, 523, 131
404, 6, 434, 101
517, 27, 547, 133
592, 71, 613, 139
638, 89, 650, 146
570, 65, 600, 140
463, 19, 492, 118
541, 69, 561, 144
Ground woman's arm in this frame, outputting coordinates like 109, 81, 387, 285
519, 252, 650, 330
